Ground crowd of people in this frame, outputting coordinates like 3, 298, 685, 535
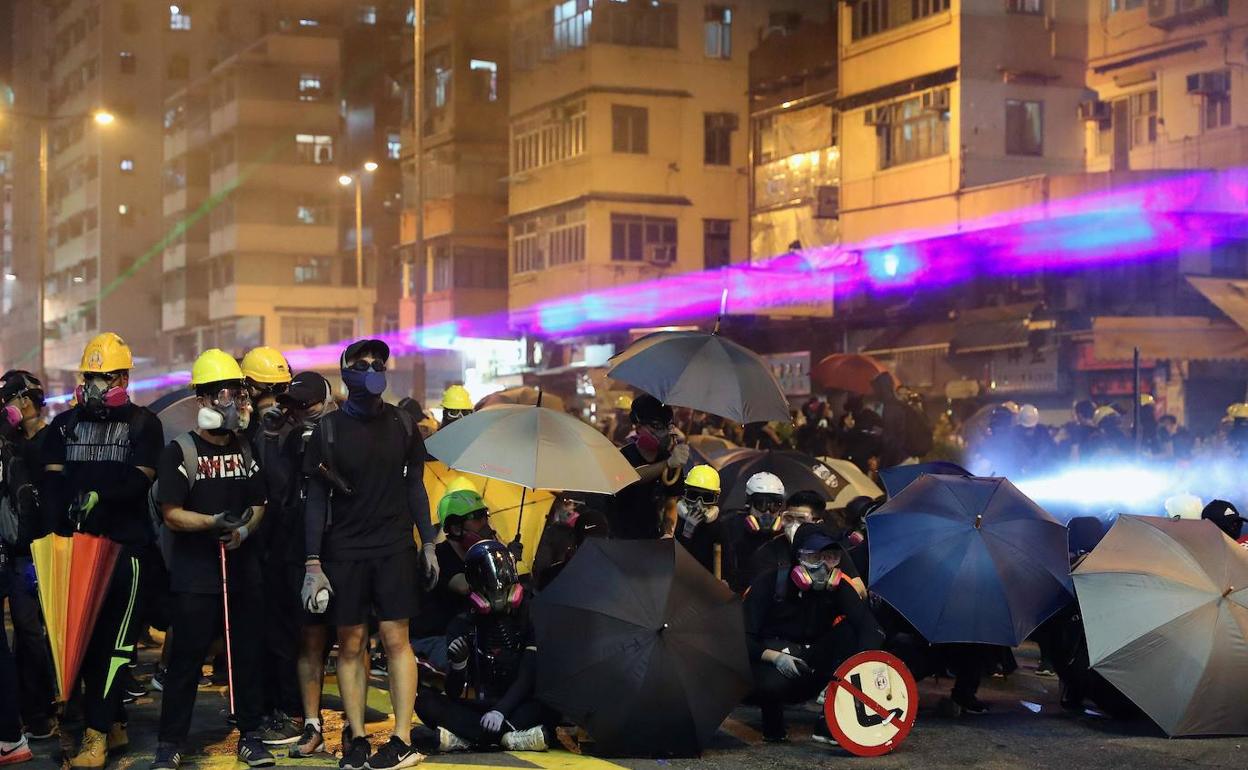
3, 333, 1247, 769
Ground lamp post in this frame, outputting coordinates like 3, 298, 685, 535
340, 160, 378, 337
0, 108, 115, 376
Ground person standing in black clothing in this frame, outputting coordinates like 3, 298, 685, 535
743, 525, 884, 743
672, 465, 722, 573
0, 371, 57, 740
416, 541, 549, 753
608, 395, 688, 540
301, 340, 438, 770
42, 334, 164, 769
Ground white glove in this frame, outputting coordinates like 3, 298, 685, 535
772, 652, 808, 680
480, 710, 505, 734
667, 443, 691, 469
421, 543, 440, 590
301, 564, 333, 614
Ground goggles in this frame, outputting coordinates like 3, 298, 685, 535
443, 408, 472, 420
683, 488, 718, 506
797, 549, 841, 570
249, 380, 289, 396
749, 493, 786, 513
84, 371, 124, 386
212, 387, 251, 408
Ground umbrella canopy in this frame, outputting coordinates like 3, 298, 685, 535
1073, 515, 1248, 737
31, 532, 121, 699
423, 459, 554, 574
425, 404, 638, 494
533, 538, 751, 757
812, 354, 891, 395
475, 386, 566, 413
868, 475, 1072, 646
685, 434, 740, 467
146, 392, 199, 443
607, 331, 789, 425
818, 457, 886, 509
878, 461, 971, 498
717, 450, 840, 510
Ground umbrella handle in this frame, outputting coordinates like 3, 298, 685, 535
512, 487, 528, 550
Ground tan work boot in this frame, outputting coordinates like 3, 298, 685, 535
106, 723, 128, 754
65, 728, 107, 770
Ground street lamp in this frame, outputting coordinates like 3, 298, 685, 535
340, 162, 378, 337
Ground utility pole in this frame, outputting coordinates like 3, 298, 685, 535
411, 0, 427, 398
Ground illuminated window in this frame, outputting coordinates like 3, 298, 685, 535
387, 132, 402, 160
298, 74, 325, 101
876, 89, 951, 169
511, 100, 586, 173
358, 5, 377, 24
119, 51, 136, 74
469, 59, 498, 102
295, 134, 334, 164
169, 4, 192, 31
119, 157, 134, 173
705, 6, 732, 59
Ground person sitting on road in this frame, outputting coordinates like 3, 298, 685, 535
415, 541, 551, 754
743, 524, 884, 744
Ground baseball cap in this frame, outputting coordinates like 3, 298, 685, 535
277, 371, 331, 408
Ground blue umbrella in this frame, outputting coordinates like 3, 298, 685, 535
878, 461, 970, 498
867, 475, 1073, 646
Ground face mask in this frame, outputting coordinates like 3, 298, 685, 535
1, 405, 21, 440
198, 403, 242, 433
791, 559, 840, 591
342, 368, 387, 398
469, 583, 524, 614
552, 502, 581, 528
745, 509, 781, 534
76, 378, 129, 415
260, 404, 288, 433
784, 520, 802, 543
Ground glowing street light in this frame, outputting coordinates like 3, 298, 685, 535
92, 110, 116, 126
338, 174, 354, 187
363, 160, 379, 173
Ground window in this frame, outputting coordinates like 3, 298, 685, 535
281, 316, 354, 346
119, 157, 134, 173
553, 0, 591, 53
169, 4, 192, 31
612, 105, 648, 154
876, 89, 951, 169
432, 244, 453, 291
294, 257, 331, 284
511, 205, 586, 273
295, 134, 334, 164
513, 219, 542, 273
704, 219, 731, 270
611, 214, 677, 263
593, 1, 678, 48
122, 2, 140, 33
427, 49, 452, 109
1005, 99, 1043, 156
511, 100, 587, 173
1129, 90, 1157, 147
358, 5, 377, 24
470, 59, 499, 102
705, 6, 732, 58
167, 54, 189, 80
295, 195, 330, 225
1007, 0, 1042, 12
1201, 72, 1231, 131
1108, 0, 1144, 11
299, 74, 326, 101
704, 112, 736, 165
387, 132, 402, 160
852, 0, 950, 41
119, 51, 136, 74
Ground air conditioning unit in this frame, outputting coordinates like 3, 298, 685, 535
645, 244, 675, 265
921, 89, 950, 113
814, 185, 839, 220
1187, 70, 1230, 95
1078, 99, 1111, 122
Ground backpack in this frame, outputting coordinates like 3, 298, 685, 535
148, 432, 254, 533
317, 405, 415, 528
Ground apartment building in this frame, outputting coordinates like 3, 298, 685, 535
504, 0, 810, 336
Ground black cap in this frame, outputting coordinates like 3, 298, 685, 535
277, 372, 331, 408
341, 339, 391, 368
630, 393, 673, 425
791, 523, 838, 555
1201, 500, 1244, 537
0, 370, 44, 407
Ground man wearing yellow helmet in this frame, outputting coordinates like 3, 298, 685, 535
440, 385, 474, 429
673, 465, 722, 571
43, 333, 164, 770
240, 347, 293, 445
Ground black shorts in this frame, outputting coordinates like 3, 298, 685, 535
323, 546, 419, 628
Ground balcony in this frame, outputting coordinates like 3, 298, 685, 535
422, 287, 508, 327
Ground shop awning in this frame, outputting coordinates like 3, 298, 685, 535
951, 318, 1031, 355
1186, 276, 1248, 335
1092, 316, 1248, 362
862, 321, 954, 356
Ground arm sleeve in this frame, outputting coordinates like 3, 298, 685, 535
494, 649, 537, 715
406, 428, 434, 545
743, 571, 775, 662
302, 425, 328, 558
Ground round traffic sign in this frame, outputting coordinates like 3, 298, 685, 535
824, 650, 918, 757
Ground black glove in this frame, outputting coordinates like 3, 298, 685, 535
211, 509, 253, 534
448, 636, 471, 671
507, 537, 524, 563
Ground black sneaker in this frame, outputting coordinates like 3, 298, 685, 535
953, 695, 989, 715
123, 681, 147, 703
258, 713, 301, 746
810, 720, 837, 747
365, 736, 424, 770
339, 737, 371, 770
288, 723, 325, 758
150, 744, 181, 770
151, 668, 167, 692
237, 735, 276, 767
1034, 662, 1056, 677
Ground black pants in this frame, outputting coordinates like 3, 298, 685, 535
5, 556, 56, 725
158, 587, 264, 745
415, 691, 548, 747
747, 662, 828, 740
260, 559, 301, 716
80, 550, 142, 733
0, 561, 23, 743
941, 643, 986, 701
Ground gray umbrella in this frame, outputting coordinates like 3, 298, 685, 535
1072, 515, 1248, 737
607, 331, 790, 425
425, 404, 639, 494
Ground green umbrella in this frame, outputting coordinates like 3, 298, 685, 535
1072, 515, 1248, 737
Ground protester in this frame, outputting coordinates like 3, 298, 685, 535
793, 399, 836, 459
607, 395, 688, 540
745, 491, 866, 599
672, 465, 721, 573
1016, 404, 1057, 477
439, 386, 474, 430
743, 524, 884, 743
151, 349, 270, 769
0, 542, 33, 765
1086, 406, 1132, 459
301, 339, 437, 770
0, 371, 57, 740
1059, 400, 1097, 461
415, 541, 550, 753
1202, 500, 1247, 545
722, 472, 786, 593
607, 395, 634, 446
531, 492, 609, 589
42, 333, 163, 769
240, 346, 293, 451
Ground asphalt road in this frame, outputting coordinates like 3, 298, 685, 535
25, 646, 1245, 770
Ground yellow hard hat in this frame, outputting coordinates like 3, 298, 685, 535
1092, 405, 1119, 426
446, 476, 479, 495
441, 384, 474, 411
685, 464, 721, 494
241, 346, 292, 385
80, 332, 134, 373
191, 349, 245, 386
1139, 393, 1156, 407
614, 394, 634, 411
1229, 403, 1248, 420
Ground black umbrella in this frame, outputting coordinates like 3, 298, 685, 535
533, 539, 751, 757
717, 449, 837, 510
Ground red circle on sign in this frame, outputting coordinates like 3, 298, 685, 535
823, 650, 918, 757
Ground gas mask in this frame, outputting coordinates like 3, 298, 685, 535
1, 404, 21, 440
446, 510, 497, 548
791, 549, 843, 592
198, 388, 250, 434
552, 499, 583, 529
745, 493, 785, 534
677, 488, 719, 538
76, 375, 129, 416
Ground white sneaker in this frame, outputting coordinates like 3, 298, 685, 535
437, 728, 470, 753
500, 727, 548, 752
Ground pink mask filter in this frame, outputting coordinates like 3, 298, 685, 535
3, 405, 22, 429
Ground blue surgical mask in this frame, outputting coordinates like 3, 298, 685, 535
342, 368, 387, 398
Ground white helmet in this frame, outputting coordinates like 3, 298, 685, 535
1164, 493, 1203, 521
1019, 404, 1040, 429
745, 471, 785, 497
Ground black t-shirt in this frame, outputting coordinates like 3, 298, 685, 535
302, 406, 426, 561
43, 403, 164, 547
607, 443, 682, 540
1, 425, 50, 555
274, 423, 316, 565
410, 540, 466, 638
157, 432, 266, 594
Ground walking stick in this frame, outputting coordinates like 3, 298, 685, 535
218, 541, 236, 716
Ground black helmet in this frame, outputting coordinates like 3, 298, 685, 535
630, 394, 673, 426
464, 540, 522, 613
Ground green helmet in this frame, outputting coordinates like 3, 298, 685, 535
438, 489, 487, 525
